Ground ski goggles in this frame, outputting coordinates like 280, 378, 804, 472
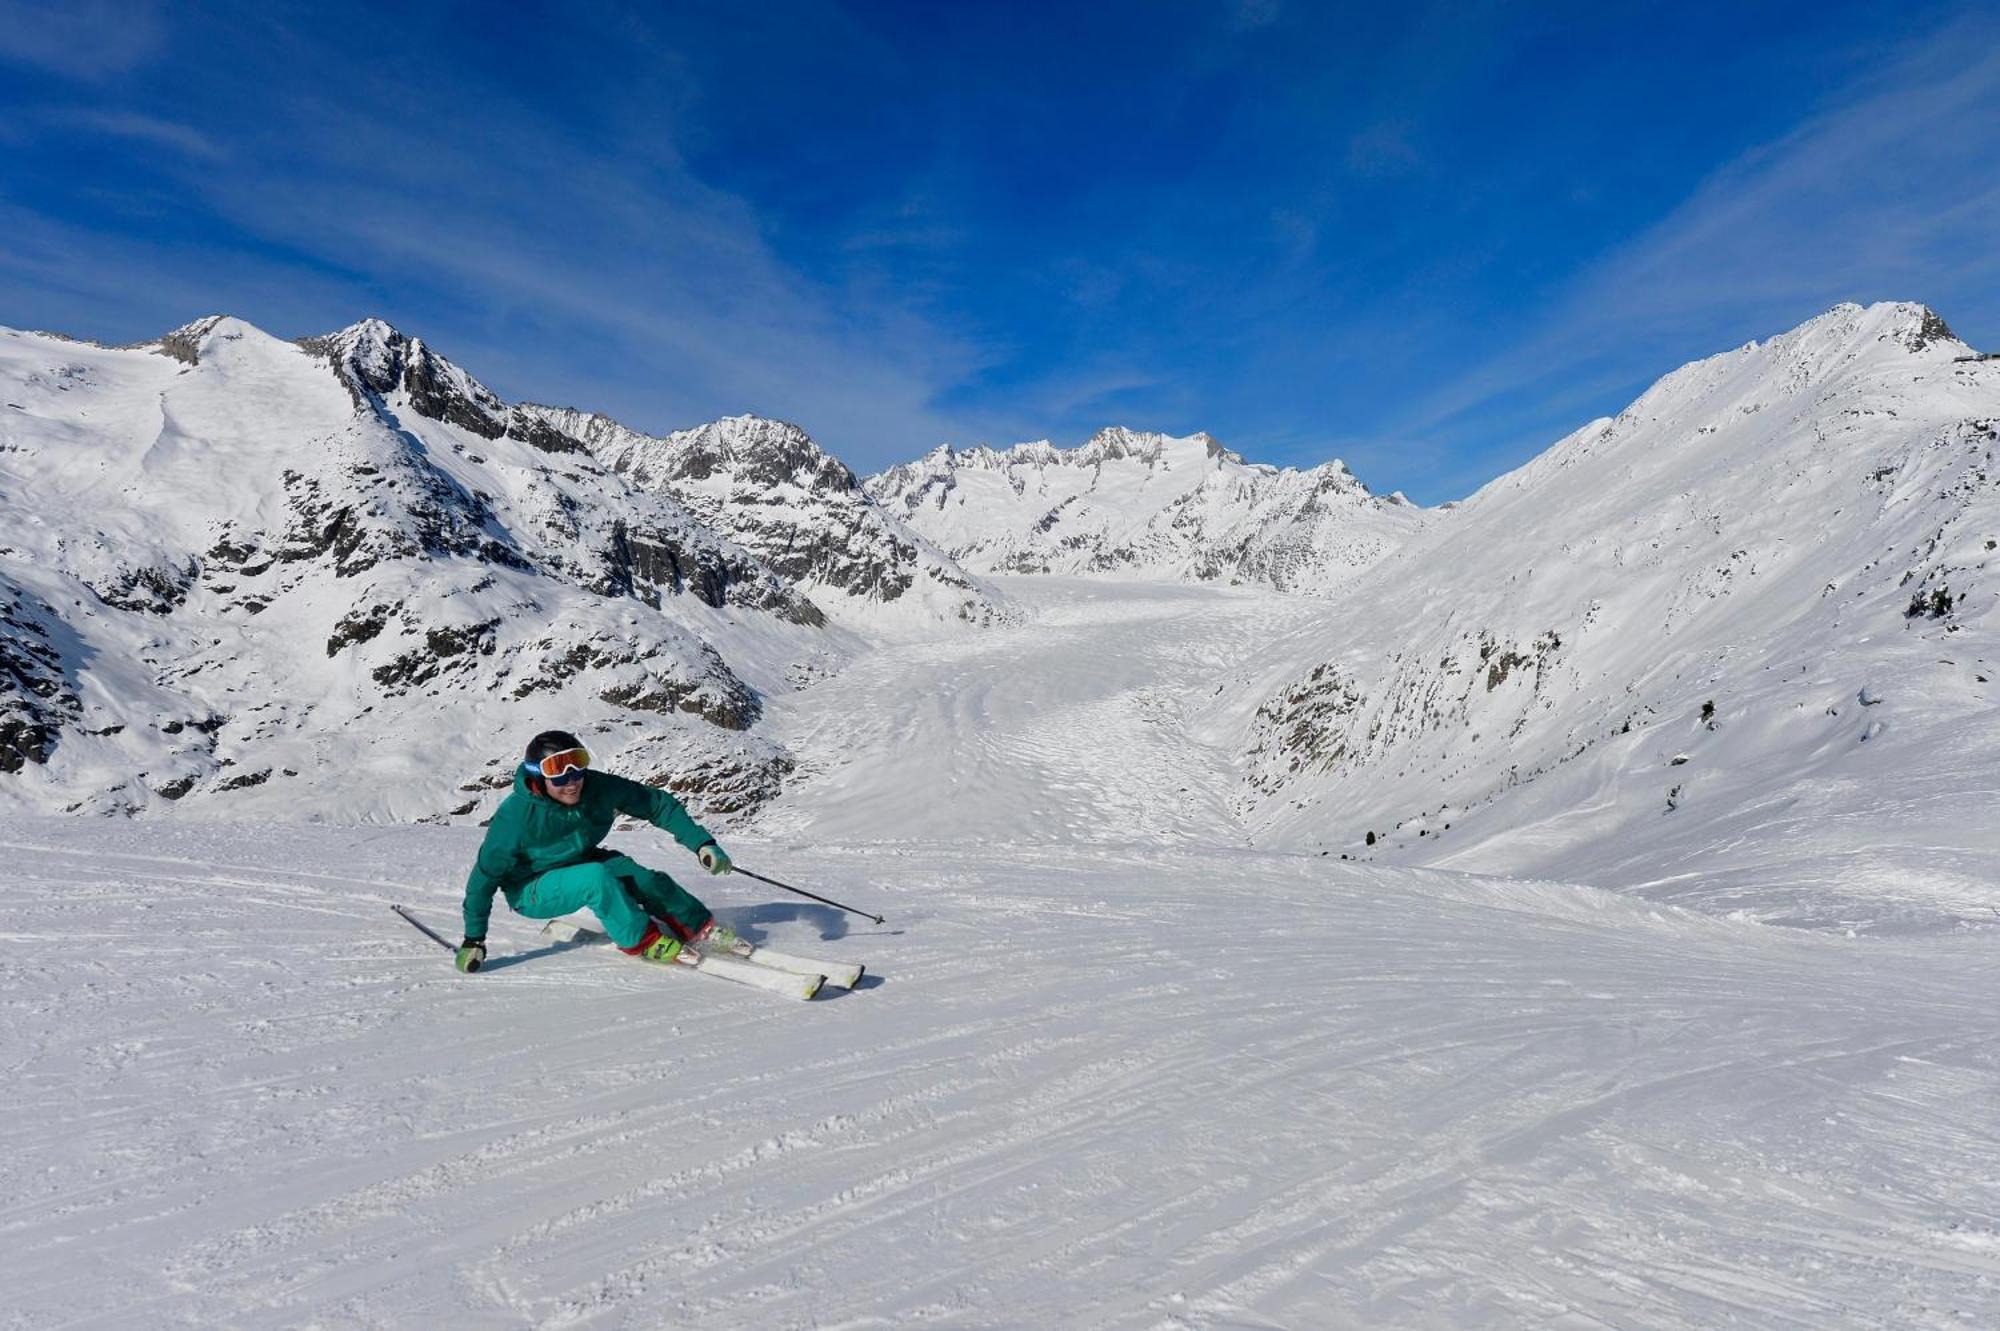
524, 746, 590, 784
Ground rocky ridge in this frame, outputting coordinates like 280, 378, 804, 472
866, 425, 1427, 596
519, 406, 1009, 631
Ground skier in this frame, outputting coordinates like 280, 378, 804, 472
453, 730, 735, 973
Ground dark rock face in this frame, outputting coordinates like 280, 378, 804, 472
650, 749, 795, 817
1245, 664, 1362, 794
88, 560, 198, 614
1896, 306, 1958, 354
152, 315, 225, 366
296, 325, 822, 627
507, 632, 760, 730
406, 352, 506, 439
600, 521, 826, 627
326, 603, 394, 657
505, 410, 588, 455
369, 615, 501, 691
300, 320, 508, 439
0, 578, 81, 774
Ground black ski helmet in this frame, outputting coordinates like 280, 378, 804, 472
522, 729, 588, 792
525, 729, 584, 765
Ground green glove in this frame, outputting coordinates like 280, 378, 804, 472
696, 841, 733, 875
456, 938, 486, 973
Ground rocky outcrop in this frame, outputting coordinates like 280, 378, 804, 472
0, 576, 80, 774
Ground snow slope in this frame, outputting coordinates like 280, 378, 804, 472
1225, 303, 2000, 925
4, 575, 1998, 1328
868, 427, 1428, 596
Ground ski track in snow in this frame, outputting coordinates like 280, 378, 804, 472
5, 579, 2000, 1328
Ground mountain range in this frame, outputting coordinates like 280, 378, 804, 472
2, 300, 1993, 879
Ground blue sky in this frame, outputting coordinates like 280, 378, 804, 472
2, 0, 1996, 502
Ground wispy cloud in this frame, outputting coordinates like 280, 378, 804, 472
43, 108, 224, 160
0, 0, 163, 79
1392, 15, 2000, 497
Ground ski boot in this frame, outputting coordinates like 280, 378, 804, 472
622, 928, 685, 966
688, 919, 752, 958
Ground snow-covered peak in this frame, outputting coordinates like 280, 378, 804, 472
150, 314, 230, 363
663, 413, 863, 492
869, 425, 1418, 595
300, 318, 511, 438
929, 426, 1246, 474
1780, 299, 1962, 356
1078, 425, 1213, 466
514, 406, 1010, 631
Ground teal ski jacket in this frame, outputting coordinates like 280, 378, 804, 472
461, 767, 713, 938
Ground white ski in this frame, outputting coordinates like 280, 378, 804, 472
716, 939, 865, 991
537, 918, 834, 1001
674, 948, 824, 1001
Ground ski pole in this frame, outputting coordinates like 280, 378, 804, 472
392, 903, 455, 950
734, 867, 885, 925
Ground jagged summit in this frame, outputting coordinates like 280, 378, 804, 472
515, 405, 1009, 629
549, 409, 865, 492
935, 426, 1257, 474
296, 318, 516, 440
869, 423, 1412, 595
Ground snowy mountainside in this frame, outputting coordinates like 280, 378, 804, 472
0, 315, 854, 821
519, 406, 1010, 633
867, 425, 1428, 595
1227, 302, 2000, 922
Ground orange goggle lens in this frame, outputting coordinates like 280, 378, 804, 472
532, 747, 590, 780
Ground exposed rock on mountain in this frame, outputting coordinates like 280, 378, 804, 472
867, 426, 1426, 595
0, 574, 80, 775
518, 406, 1008, 631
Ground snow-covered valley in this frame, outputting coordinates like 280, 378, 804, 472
4, 300, 2000, 1327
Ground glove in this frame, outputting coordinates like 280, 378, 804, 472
696, 841, 733, 875
456, 938, 486, 973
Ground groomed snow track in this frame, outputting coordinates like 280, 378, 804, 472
4, 839, 1998, 1325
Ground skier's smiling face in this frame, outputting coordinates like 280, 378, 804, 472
545, 770, 586, 806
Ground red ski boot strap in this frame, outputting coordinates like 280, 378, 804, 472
619, 924, 664, 956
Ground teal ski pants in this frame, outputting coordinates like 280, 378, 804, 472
512, 852, 712, 949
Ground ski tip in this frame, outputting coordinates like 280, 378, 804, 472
806, 974, 827, 1000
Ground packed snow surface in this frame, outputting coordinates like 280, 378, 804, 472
6, 577, 1999, 1328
